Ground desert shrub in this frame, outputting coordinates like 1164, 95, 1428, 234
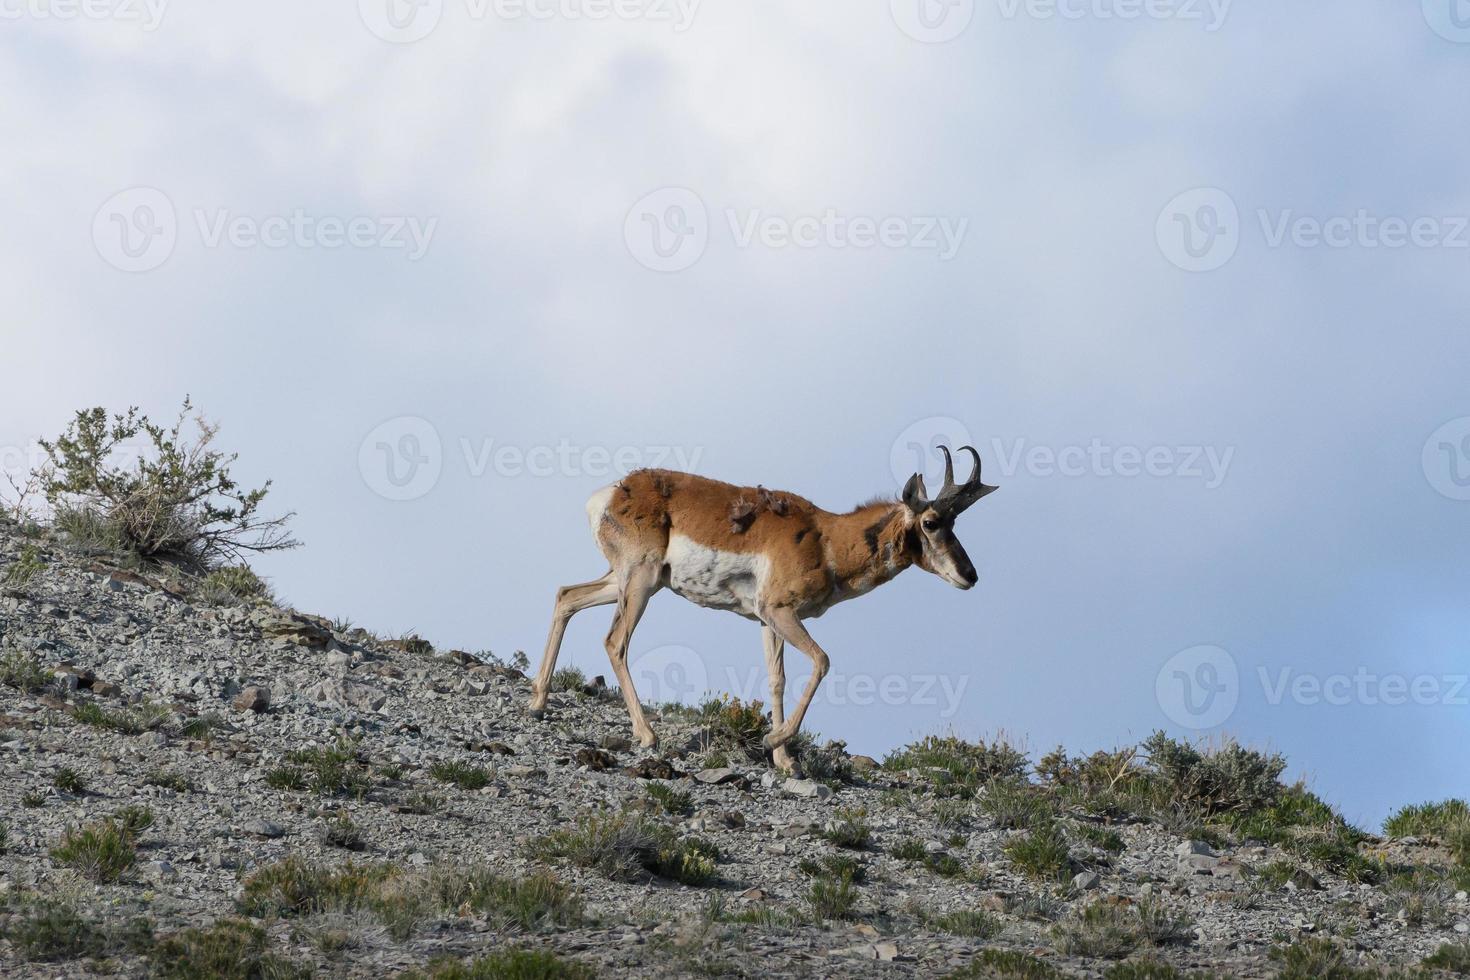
805, 868, 859, 920
322, 815, 367, 852
37, 399, 298, 570
916, 905, 1003, 938
1, 544, 43, 591
279, 743, 374, 798
531, 810, 718, 885
548, 667, 587, 693
404, 949, 594, 980
883, 734, 1029, 797
1074, 822, 1126, 855
788, 732, 855, 782
151, 918, 308, 980
196, 565, 274, 606
1004, 821, 1073, 881
145, 769, 192, 792
0, 649, 50, 693
51, 816, 143, 882
1424, 942, 1470, 973
1270, 937, 1383, 979
72, 700, 172, 736
697, 694, 770, 759
0, 821, 7, 854
1386, 799, 1470, 871
980, 779, 1055, 829
51, 766, 87, 794
1050, 899, 1193, 959
798, 853, 868, 882
943, 948, 1065, 979
428, 868, 582, 932
1141, 732, 1284, 816
890, 836, 929, 861
430, 759, 493, 791
644, 782, 693, 816
820, 807, 872, 849
0, 900, 153, 962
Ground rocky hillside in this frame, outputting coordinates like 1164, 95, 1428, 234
1, 516, 1468, 979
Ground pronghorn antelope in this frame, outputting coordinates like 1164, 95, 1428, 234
528, 447, 998, 770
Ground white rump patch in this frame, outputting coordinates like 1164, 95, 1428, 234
585, 485, 615, 535
665, 534, 767, 617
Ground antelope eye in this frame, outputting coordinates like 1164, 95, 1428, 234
922, 519, 939, 532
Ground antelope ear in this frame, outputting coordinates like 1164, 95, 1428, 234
901, 473, 929, 513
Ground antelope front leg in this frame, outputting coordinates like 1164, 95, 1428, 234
761, 626, 796, 772
760, 607, 829, 751
602, 563, 662, 749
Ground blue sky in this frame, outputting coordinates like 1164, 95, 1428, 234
2, 0, 1468, 829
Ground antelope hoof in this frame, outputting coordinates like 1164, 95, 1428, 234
637, 730, 659, 750
527, 701, 547, 720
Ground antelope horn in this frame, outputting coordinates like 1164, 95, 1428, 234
934, 444, 998, 513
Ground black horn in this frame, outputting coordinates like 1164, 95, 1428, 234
933, 444, 998, 514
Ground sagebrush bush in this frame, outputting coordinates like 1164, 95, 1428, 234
151, 918, 309, 980
38, 399, 298, 571
195, 565, 273, 606
1141, 732, 1284, 816
0, 649, 50, 693
532, 809, 718, 885
404, 949, 594, 980
884, 734, 1028, 796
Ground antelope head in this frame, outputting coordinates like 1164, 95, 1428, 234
901, 445, 998, 590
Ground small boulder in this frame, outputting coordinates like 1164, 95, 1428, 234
782, 778, 832, 801
232, 686, 271, 713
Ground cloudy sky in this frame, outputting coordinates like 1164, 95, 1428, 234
3, 0, 1468, 828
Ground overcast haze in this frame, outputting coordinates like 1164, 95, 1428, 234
3, 0, 1468, 829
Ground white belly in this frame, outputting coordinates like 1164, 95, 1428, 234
665, 534, 766, 618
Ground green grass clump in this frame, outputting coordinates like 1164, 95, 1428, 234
1423, 942, 1470, 973
980, 779, 1056, 829
1385, 799, 1469, 838
820, 807, 871, 849
942, 948, 1065, 979
696, 694, 770, 760
883, 734, 1028, 797
1050, 899, 1193, 960
50, 814, 147, 882
797, 853, 867, 883
271, 743, 373, 798
72, 700, 171, 736
531, 810, 718, 885
239, 858, 580, 943
917, 906, 1003, 938
548, 667, 587, 693
0, 900, 153, 963
145, 769, 192, 792
150, 918, 308, 979
1004, 821, 1073, 881
52, 766, 86, 794
430, 759, 493, 791
805, 869, 859, 921
404, 949, 594, 980
322, 814, 367, 852
1270, 937, 1386, 980
0, 649, 50, 692
644, 782, 693, 816
195, 565, 273, 606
